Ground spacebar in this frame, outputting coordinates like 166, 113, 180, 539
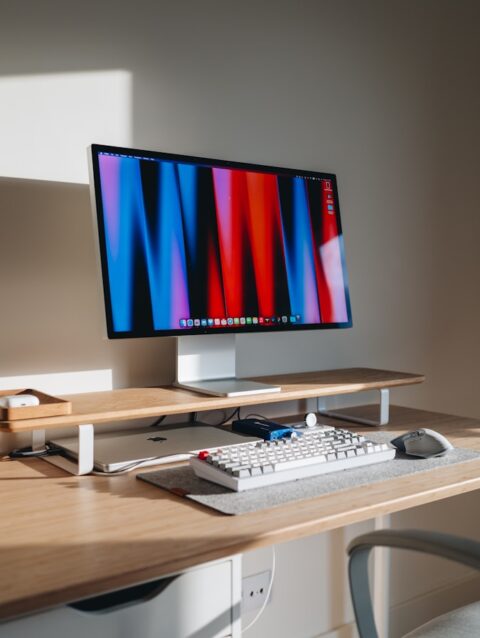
273, 455, 327, 471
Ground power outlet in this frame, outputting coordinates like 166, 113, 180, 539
241, 570, 272, 614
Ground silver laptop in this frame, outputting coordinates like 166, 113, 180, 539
50, 423, 258, 472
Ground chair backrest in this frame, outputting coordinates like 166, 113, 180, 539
347, 529, 480, 638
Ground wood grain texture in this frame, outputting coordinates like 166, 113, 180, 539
0, 368, 424, 432
0, 405, 479, 621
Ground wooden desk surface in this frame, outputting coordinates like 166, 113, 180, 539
1, 405, 479, 621
0, 368, 424, 432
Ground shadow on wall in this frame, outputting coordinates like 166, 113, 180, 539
0, 177, 174, 390
0, 67, 175, 392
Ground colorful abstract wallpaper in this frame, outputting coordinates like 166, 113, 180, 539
96, 151, 351, 335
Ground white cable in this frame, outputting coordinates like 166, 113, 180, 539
242, 546, 276, 633
91, 453, 195, 476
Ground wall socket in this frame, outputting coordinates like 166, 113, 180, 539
242, 570, 272, 614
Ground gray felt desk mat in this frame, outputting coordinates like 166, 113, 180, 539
137, 433, 480, 516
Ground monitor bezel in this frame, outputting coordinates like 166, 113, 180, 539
89, 143, 353, 339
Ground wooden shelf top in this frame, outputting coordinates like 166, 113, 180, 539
0, 367, 424, 432
0, 405, 479, 622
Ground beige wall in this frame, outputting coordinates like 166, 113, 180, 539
1, 2, 479, 636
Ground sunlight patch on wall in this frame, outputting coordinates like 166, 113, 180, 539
0, 70, 131, 183
0, 369, 113, 395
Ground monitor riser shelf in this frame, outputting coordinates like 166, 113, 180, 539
38, 389, 390, 476
1, 368, 424, 476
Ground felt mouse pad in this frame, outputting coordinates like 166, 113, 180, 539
137, 432, 480, 516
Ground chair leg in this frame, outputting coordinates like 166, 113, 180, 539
373, 515, 391, 638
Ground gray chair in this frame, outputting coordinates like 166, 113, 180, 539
347, 529, 480, 638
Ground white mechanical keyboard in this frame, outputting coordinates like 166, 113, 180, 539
190, 425, 395, 491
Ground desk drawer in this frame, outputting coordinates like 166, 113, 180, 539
0, 556, 241, 638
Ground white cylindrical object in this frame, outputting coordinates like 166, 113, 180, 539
305, 412, 318, 428
0, 394, 40, 408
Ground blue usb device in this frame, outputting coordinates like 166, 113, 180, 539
232, 418, 297, 441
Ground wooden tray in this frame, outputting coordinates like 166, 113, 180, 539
0, 389, 72, 421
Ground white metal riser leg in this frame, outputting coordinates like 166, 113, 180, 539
31, 429, 46, 451
317, 388, 390, 427
34, 424, 94, 476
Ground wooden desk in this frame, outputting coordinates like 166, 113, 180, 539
1, 405, 479, 622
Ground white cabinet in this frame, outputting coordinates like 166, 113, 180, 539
0, 556, 241, 638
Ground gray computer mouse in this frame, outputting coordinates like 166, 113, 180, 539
391, 428, 453, 459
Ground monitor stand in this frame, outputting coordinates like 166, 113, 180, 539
175, 334, 281, 397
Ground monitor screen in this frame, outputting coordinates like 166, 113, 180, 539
90, 144, 352, 338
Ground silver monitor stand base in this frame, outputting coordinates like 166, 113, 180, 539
176, 378, 281, 398
175, 334, 281, 398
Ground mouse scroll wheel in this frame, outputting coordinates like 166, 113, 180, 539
417, 429, 425, 436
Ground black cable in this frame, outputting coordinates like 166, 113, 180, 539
215, 407, 241, 426
244, 412, 268, 421
149, 415, 167, 427
8, 443, 64, 459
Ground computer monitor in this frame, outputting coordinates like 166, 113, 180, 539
89, 144, 352, 396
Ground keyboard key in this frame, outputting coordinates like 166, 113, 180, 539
232, 468, 251, 478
